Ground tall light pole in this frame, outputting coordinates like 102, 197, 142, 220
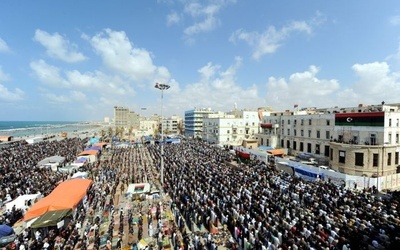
155, 82, 170, 191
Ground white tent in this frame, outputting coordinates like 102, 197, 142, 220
5, 193, 42, 211
71, 171, 88, 179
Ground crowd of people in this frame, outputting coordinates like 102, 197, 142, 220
150, 140, 400, 250
1, 136, 400, 250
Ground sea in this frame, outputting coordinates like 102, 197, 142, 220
0, 121, 100, 138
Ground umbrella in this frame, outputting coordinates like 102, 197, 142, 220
0, 225, 14, 238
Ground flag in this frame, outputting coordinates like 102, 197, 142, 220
294, 104, 298, 108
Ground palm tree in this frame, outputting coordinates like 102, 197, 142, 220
128, 125, 134, 142
100, 129, 106, 140
107, 127, 113, 142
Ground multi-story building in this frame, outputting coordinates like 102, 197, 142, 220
162, 115, 182, 135
257, 103, 400, 177
184, 108, 214, 138
114, 106, 129, 127
202, 110, 261, 146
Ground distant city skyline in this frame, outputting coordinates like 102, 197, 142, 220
1, 1, 400, 121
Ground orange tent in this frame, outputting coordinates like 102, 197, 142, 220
24, 179, 92, 221
267, 149, 285, 156
78, 150, 98, 156
93, 142, 108, 147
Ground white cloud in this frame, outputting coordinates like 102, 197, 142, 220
167, 57, 262, 113
88, 29, 166, 82
30, 60, 69, 87
169, 0, 236, 40
33, 29, 87, 63
0, 38, 10, 53
265, 65, 340, 109
167, 11, 180, 26
230, 13, 323, 60
0, 66, 24, 101
347, 62, 400, 104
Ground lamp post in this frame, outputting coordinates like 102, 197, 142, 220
155, 82, 170, 192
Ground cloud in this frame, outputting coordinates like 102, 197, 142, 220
167, 57, 262, 113
265, 65, 340, 109
30, 60, 69, 87
163, 0, 236, 41
347, 62, 400, 104
230, 13, 324, 60
167, 11, 180, 26
88, 29, 169, 82
33, 29, 87, 63
0, 66, 24, 102
0, 38, 10, 53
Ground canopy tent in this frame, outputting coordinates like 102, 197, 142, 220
78, 150, 98, 156
30, 209, 72, 229
84, 146, 101, 151
76, 157, 87, 163
37, 155, 65, 166
5, 193, 42, 211
0, 225, 14, 238
58, 165, 80, 173
0, 136, 13, 142
71, 171, 88, 179
93, 142, 108, 147
24, 179, 93, 221
267, 149, 285, 156
89, 138, 100, 144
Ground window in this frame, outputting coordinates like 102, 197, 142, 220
301, 119, 304, 126
326, 119, 330, 126
389, 133, 392, 144
339, 150, 346, 163
307, 143, 312, 153
294, 129, 297, 136
309, 119, 312, 125
396, 134, 399, 144
300, 142, 304, 151
316, 130, 320, 138
389, 119, 392, 127
326, 131, 330, 140
325, 145, 330, 157
282, 120, 285, 125
330, 148, 333, 160
301, 130, 304, 136
227, 130, 230, 134
388, 152, 392, 166
373, 153, 379, 167
288, 120, 291, 125
397, 119, 399, 127
294, 120, 297, 126
287, 129, 290, 135
287, 140, 291, 148
293, 141, 297, 150
355, 152, 364, 166
281, 139, 284, 148
396, 152, 399, 165
308, 130, 312, 137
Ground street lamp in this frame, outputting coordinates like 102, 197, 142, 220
154, 82, 170, 192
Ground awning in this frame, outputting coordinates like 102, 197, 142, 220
267, 149, 285, 156
78, 150, 98, 156
30, 209, 72, 229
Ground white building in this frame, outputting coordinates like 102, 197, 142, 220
162, 115, 183, 135
202, 109, 264, 146
256, 103, 400, 177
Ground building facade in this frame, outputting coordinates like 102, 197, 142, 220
184, 108, 214, 138
257, 103, 400, 177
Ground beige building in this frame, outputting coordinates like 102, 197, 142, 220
257, 103, 400, 177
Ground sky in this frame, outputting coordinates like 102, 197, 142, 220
1, 1, 400, 121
